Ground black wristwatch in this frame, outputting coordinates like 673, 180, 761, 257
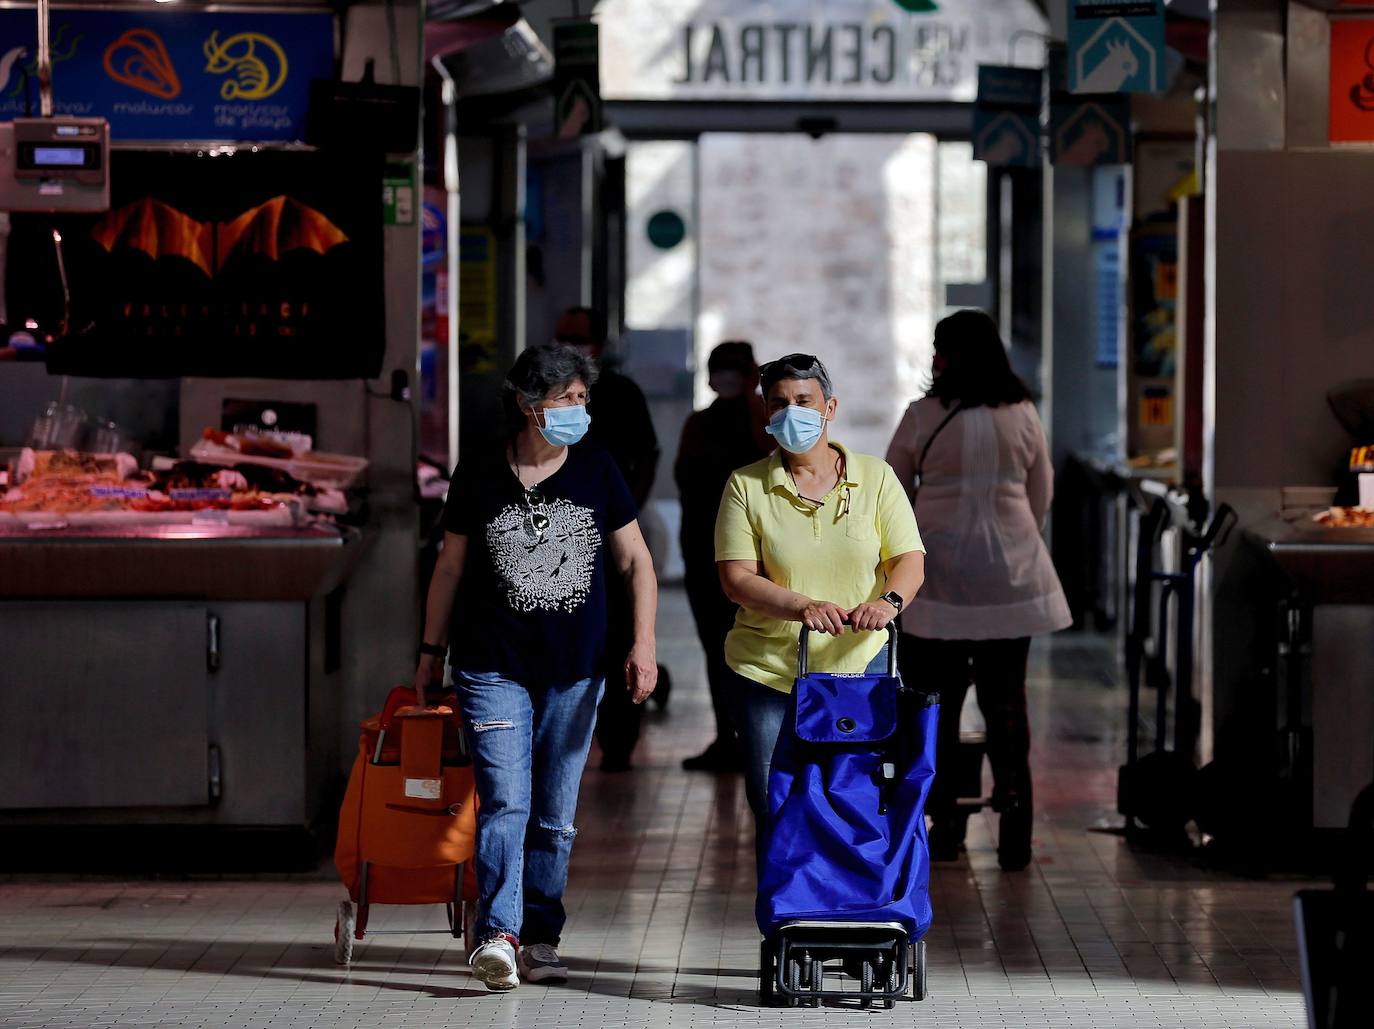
879, 591, 904, 613
418, 642, 448, 660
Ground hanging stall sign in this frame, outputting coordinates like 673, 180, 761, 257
383, 162, 416, 226
554, 18, 602, 138
1067, 1, 1164, 94
972, 64, 1041, 168
598, 0, 1047, 104
0, 9, 333, 141
1049, 97, 1130, 165
1330, 17, 1374, 143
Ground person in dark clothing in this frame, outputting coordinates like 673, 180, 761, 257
555, 308, 660, 507
414, 342, 658, 989
554, 307, 662, 772
674, 341, 771, 771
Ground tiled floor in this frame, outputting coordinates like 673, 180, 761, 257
0, 588, 1310, 1027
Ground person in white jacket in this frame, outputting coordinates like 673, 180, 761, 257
885, 310, 1071, 871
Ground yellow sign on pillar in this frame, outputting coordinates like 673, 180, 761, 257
1140, 387, 1173, 427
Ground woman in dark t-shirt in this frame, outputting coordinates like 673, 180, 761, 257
414, 343, 659, 992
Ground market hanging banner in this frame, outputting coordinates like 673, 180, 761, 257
597, 0, 1048, 103
0, 9, 334, 141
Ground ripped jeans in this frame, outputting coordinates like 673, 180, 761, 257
453, 670, 605, 947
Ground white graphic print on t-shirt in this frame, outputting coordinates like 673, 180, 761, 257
487, 498, 602, 613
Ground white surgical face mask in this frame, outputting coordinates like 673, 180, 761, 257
765, 405, 827, 454
535, 404, 591, 446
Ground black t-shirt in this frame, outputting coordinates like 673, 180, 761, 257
442, 442, 638, 685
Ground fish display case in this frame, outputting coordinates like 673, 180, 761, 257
0, 436, 371, 836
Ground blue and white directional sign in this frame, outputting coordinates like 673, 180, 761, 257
973, 108, 1039, 168
1067, 1, 1164, 95
973, 64, 1041, 168
1050, 97, 1130, 165
976, 64, 1041, 110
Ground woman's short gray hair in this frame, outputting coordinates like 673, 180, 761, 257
760, 353, 834, 400
505, 342, 599, 409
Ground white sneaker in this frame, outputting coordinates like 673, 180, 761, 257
518, 943, 569, 983
470, 935, 519, 991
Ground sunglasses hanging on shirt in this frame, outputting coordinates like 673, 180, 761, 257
521, 485, 550, 545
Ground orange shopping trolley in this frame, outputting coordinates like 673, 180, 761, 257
333, 685, 478, 965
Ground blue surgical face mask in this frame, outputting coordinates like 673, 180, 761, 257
536, 403, 591, 446
765, 405, 827, 454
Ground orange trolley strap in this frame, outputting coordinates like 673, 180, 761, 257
395, 707, 449, 808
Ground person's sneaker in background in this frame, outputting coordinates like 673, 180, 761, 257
470, 935, 520, 991
681, 738, 744, 772
518, 943, 569, 983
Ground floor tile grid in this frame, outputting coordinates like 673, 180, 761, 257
0, 590, 1314, 1028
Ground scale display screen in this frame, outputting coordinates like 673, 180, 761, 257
17, 142, 103, 172
32, 147, 89, 167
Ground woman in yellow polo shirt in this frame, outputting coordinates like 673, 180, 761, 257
715, 353, 927, 833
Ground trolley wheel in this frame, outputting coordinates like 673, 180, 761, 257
860, 958, 874, 1009
787, 954, 803, 1008
883, 954, 898, 1010
758, 940, 776, 1006
912, 939, 928, 1001
800, 953, 820, 1008
333, 901, 356, 966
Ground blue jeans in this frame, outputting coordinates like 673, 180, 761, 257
732, 644, 890, 860
453, 671, 605, 947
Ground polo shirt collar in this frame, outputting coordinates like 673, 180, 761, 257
767, 441, 861, 498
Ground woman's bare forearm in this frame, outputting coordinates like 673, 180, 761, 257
420, 534, 467, 648
719, 562, 808, 621
623, 551, 658, 649
884, 551, 926, 607
421, 566, 461, 647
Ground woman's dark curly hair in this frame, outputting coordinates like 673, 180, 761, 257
503, 342, 598, 436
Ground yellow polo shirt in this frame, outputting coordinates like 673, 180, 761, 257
714, 443, 924, 693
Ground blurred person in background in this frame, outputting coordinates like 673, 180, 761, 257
554, 307, 664, 771
885, 309, 1070, 872
674, 341, 771, 771
415, 342, 657, 990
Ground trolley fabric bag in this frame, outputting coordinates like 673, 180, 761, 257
334, 686, 477, 928
757, 628, 938, 940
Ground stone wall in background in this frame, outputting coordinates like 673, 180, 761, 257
697, 132, 937, 459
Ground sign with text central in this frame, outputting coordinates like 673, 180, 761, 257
0, 9, 333, 141
598, 0, 1047, 103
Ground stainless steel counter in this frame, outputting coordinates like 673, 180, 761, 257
1245, 514, 1374, 603
1245, 512, 1374, 828
0, 522, 370, 828
0, 523, 367, 600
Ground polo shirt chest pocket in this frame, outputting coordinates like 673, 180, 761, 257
842, 503, 875, 543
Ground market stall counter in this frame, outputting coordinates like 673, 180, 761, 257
0, 443, 370, 838
1246, 512, 1374, 831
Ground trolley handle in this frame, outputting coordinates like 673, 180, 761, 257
1198, 502, 1237, 553
798, 623, 899, 679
